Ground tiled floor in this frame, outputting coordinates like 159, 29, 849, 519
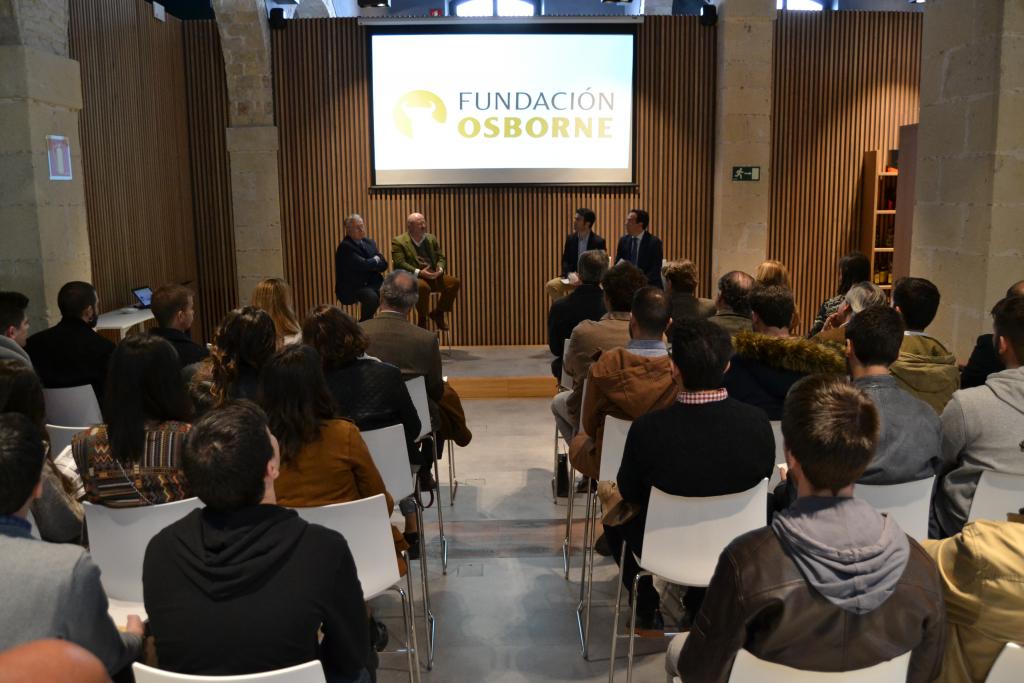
372, 398, 672, 683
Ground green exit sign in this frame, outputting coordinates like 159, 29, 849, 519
732, 166, 761, 181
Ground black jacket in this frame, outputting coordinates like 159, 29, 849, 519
26, 317, 115, 405
615, 231, 664, 288
960, 333, 1003, 389
547, 284, 606, 378
560, 232, 607, 277
335, 237, 387, 303
150, 328, 209, 368
326, 359, 424, 466
143, 505, 369, 680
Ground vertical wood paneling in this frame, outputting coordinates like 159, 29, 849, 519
69, 0, 201, 336
183, 21, 238, 341
272, 18, 716, 345
769, 12, 921, 332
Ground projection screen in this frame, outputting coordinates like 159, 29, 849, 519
369, 28, 637, 186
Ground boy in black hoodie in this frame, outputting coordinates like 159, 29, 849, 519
143, 401, 371, 682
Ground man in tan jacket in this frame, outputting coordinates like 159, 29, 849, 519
890, 277, 960, 413
569, 287, 680, 480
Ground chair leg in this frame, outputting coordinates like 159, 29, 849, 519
431, 435, 448, 575
393, 579, 420, 683
609, 545, 627, 683
574, 481, 593, 655
626, 572, 645, 683
562, 464, 577, 579
447, 440, 457, 506
414, 501, 435, 670
582, 488, 598, 659
551, 424, 560, 504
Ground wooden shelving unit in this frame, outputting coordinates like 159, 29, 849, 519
861, 150, 899, 291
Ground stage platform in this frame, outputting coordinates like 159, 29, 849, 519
442, 345, 558, 399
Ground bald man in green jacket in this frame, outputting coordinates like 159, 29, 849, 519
392, 212, 461, 330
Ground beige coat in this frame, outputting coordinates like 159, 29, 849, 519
891, 333, 960, 414
563, 312, 631, 423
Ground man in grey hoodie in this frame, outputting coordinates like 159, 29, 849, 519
671, 375, 945, 683
932, 295, 1024, 538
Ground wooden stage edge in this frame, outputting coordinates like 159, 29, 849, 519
447, 376, 558, 399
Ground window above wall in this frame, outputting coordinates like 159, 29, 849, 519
777, 0, 824, 10
451, 0, 539, 16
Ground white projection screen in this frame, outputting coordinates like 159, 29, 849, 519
369, 28, 637, 186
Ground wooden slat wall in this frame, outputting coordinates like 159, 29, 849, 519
272, 17, 716, 345
769, 12, 921, 331
183, 21, 238, 341
69, 0, 201, 336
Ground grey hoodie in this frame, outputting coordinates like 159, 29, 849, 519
0, 335, 32, 369
932, 367, 1024, 537
772, 496, 910, 614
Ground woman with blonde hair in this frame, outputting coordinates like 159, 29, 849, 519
755, 259, 801, 331
250, 278, 301, 346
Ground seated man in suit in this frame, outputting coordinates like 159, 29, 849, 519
709, 270, 755, 337
547, 249, 608, 379
392, 212, 460, 331
607, 318, 776, 629
662, 260, 715, 322
545, 208, 606, 302
890, 276, 959, 414
335, 213, 388, 322
615, 208, 664, 288
960, 280, 1024, 389
0, 413, 144, 676
149, 284, 209, 368
671, 375, 945, 683
0, 291, 33, 369
25, 281, 115, 402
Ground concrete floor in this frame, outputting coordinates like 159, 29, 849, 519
440, 346, 554, 379
371, 398, 672, 683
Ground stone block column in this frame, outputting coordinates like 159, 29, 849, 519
910, 0, 1024, 360
0, 44, 91, 330
225, 126, 285, 304
711, 0, 775, 280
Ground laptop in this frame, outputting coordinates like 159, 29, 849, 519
132, 286, 153, 309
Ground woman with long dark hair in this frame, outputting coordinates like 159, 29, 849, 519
72, 335, 192, 507
190, 306, 276, 414
808, 251, 871, 337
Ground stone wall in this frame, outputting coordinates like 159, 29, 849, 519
212, 0, 274, 126
15, 0, 67, 56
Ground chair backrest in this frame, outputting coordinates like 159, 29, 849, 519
968, 470, 1024, 523
43, 385, 102, 427
855, 477, 935, 541
46, 424, 85, 456
985, 642, 1024, 683
768, 421, 785, 488
360, 424, 415, 499
404, 376, 431, 441
133, 660, 327, 682
729, 649, 911, 683
25, 510, 41, 539
640, 479, 768, 587
84, 498, 204, 602
292, 494, 398, 600
598, 416, 631, 482
559, 339, 572, 391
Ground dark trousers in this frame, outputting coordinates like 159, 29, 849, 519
345, 287, 380, 322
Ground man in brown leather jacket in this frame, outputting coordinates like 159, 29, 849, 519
672, 375, 946, 683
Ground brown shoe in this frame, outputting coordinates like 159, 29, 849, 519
428, 310, 449, 331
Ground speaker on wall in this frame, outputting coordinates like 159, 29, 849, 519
268, 7, 287, 29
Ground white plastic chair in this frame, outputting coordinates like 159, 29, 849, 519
133, 660, 327, 682
768, 421, 785, 489
856, 476, 935, 541
967, 470, 1024, 523
986, 642, 1024, 683
610, 479, 769, 683
45, 424, 85, 456
43, 385, 102, 427
293, 494, 419, 683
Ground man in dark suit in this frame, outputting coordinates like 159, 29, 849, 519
547, 249, 608, 379
545, 208, 606, 302
25, 281, 115, 403
149, 284, 208, 368
615, 208, 664, 288
335, 213, 388, 322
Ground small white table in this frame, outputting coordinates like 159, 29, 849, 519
96, 307, 154, 341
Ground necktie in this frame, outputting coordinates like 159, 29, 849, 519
631, 236, 640, 264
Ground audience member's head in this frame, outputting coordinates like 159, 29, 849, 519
104, 335, 192, 463
257, 345, 333, 465
57, 281, 99, 326
0, 413, 46, 516
575, 208, 596, 232
250, 278, 300, 340
209, 306, 277, 405
716, 271, 755, 316
601, 262, 647, 313
624, 209, 648, 236
183, 400, 278, 512
749, 285, 795, 335
662, 260, 699, 295
577, 250, 609, 285
992, 295, 1024, 368
0, 639, 111, 683
755, 260, 792, 289
892, 277, 940, 332
151, 284, 195, 332
837, 251, 871, 296
670, 319, 733, 391
344, 213, 366, 239
302, 305, 367, 372
0, 291, 30, 347
844, 281, 887, 316
845, 305, 905, 371
1006, 280, 1024, 298
630, 287, 671, 340
0, 360, 46, 434
782, 375, 879, 495
380, 270, 420, 314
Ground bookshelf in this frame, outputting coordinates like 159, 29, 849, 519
861, 150, 899, 291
